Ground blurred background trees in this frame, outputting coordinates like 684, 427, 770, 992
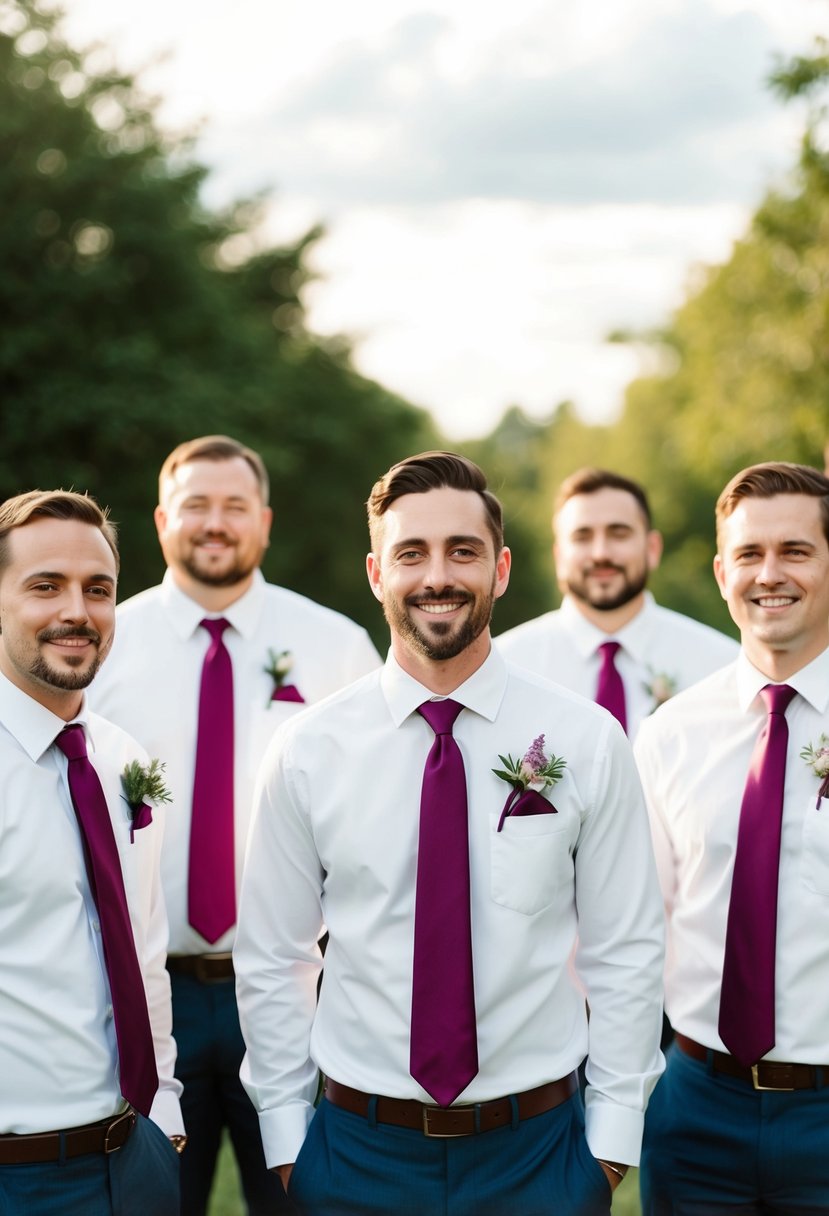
2, 0, 827, 647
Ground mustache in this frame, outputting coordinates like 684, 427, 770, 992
194, 531, 236, 544
585, 562, 626, 575
406, 589, 474, 606
38, 625, 101, 645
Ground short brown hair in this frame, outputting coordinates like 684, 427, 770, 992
367, 451, 504, 552
159, 435, 270, 504
0, 490, 119, 574
554, 468, 652, 529
716, 461, 829, 548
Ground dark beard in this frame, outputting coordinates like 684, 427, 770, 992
29, 654, 102, 690
180, 553, 258, 588
567, 566, 648, 613
383, 587, 494, 661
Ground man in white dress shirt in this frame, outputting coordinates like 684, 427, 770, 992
92, 435, 380, 1216
498, 468, 737, 739
635, 461, 829, 1214
235, 451, 665, 1215
0, 490, 183, 1216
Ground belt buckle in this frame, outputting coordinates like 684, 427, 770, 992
751, 1063, 795, 1092
104, 1111, 136, 1153
421, 1105, 474, 1138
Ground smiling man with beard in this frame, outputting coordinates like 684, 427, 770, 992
91, 436, 380, 1216
499, 468, 737, 740
234, 451, 665, 1216
0, 490, 183, 1216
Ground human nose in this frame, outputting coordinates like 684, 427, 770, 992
422, 554, 453, 589
57, 586, 89, 623
202, 503, 227, 531
755, 551, 785, 586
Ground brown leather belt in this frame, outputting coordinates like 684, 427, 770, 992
676, 1033, 826, 1091
167, 953, 234, 983
0, 1110, 136, 1165
324, 1074, 577, 1137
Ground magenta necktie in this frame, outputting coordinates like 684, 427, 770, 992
55, 725, 158, 1116
189, 617, 235, 943
595, 640, 627, 734
410, 700, 478, 1107
718, 683, 796, 1066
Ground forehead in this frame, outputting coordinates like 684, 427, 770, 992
719, 494, 827, 551
162, 457, 262, 504
379, 487, 492, 548
4, 517, 116, 579
555, 488, 647, 536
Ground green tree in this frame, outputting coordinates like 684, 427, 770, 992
1, 0, 439, 640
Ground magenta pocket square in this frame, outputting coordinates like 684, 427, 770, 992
272, 684, 305, 704
497, 787, 557, 832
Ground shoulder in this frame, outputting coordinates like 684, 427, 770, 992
501, 660, 620, 735
114, 584, 165, 625
637, 660, 738, 743
278, 668, 383, 741
646, 602, 737, 654
87, 709, 148, 766
497, 610, 565, 650
262, 582, 370, 638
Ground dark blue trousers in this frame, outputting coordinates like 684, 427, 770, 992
0, 1113, 179, 1216
288, 1092, 610, 1216
170, 970, 289, 1216
641, 1043, 829, 1214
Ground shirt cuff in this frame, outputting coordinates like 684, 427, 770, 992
148, 1088, 185, 1137
584, 1100, 644, 1167
259, 1102, 315, 1169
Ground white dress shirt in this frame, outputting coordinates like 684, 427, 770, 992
0, 673, 183, 1135
90, 569, 381, 954
498, 593, 738, 739
235, 646, 665, 1169
634, 647, 829, 1062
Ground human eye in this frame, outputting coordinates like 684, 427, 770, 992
87, 584, 114, 599
30, 581, 59, 593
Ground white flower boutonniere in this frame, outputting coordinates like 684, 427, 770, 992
492, 734, 566, 832
801, 735, 829, 809
121, 758, 172, 842
264, 648, 305, 706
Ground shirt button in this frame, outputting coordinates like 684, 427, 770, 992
92, 920, 101, 933
105, 1005, 113, 1020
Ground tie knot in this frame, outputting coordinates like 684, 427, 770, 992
55, 723, 88, 761
760, 683, 796, 717
418, 698, 463, 736
201, 617, 230, 644
598, 640, 621, 663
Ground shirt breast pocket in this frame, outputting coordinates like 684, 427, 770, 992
489, 815, 572, 916
801, 798, 829, 895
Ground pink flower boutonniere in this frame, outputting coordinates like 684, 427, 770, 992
121, 758, 171, 842
801, 735, 829, 809
265, 648, 305, 706
643, 669, 677, 712
492, 734, 566, 832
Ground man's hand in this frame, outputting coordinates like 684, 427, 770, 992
276, 1164, 293, 1192
597, 1160, 627, 1192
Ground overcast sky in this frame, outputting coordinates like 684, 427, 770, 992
59, 0, 825, 437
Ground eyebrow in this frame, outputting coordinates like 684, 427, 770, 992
391, 534, 487, 552
26, 570, 116, 585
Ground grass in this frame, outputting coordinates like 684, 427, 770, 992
207, 1133, 642, 1215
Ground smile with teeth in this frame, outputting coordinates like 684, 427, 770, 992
415, 601, 466, 614
755, 596, 797, 607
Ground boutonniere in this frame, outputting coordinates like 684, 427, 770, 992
800, 735, 829, 809
492, 734, 566, 832
121, 758, 172, 842
643, 669, 677, 710
264, 648, 305, 706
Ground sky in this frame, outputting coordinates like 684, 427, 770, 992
56, 0, 826, 438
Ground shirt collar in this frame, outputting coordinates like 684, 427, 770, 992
736, 646, 829, 714
380, 644, 508, 728
559, 591, 655, 660
0, 671, 92, 762
159, 567, 266, 642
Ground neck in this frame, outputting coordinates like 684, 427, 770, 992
171, 568, 253, 613
392, 631, 491, 696
742, 636, 829, 683
567, 591, 646, 634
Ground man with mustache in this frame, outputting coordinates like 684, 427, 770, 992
0, 490, 183, 1216
92, 436, 380, 1216
234, 451, 665, 1215
499, 468, 737, 739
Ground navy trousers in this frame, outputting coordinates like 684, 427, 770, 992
169, 970, 289, 1216
0, 1113, 179, 1216
641, 1043, 829, 1214
287, 1092, 611, 1216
